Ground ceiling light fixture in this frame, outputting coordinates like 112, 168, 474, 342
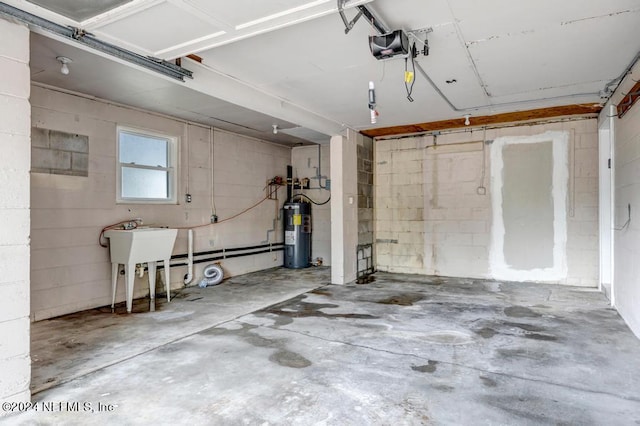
464, 114, 471, 126
56, 56, 72, 75
272, 124, 278, 134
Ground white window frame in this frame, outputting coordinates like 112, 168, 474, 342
116, 126, 179, 204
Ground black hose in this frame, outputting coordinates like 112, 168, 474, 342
291, 193, 331, 205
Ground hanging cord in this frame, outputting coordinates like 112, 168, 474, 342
479, 127, 487, 190
404, 44, 417, 102
99, 186, 281, 246
614, 203, 631, 231
291, 193, 331, 205
175, 185, 281, 230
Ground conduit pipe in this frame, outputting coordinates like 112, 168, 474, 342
184, 229, 194, 285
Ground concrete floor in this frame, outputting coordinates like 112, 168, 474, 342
6, 267, 640, 425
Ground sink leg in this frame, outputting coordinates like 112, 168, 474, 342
126, 262, 135, 313
148, 261, 157, 301
111, 263, 119, 312
163, 258, 171, 302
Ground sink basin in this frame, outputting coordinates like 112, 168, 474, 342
104, 228, 178, 313
105, 228, 178, 264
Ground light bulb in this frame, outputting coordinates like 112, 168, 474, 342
272, 124, 278, 134
56, 56, 72, 76
464, 114, 470, 126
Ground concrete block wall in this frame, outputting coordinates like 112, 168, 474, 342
30, 85, 291, 320
424, 132, 491, 278
375, 136, 426, 274
31, 129, 89, 176
357, 136, 374, 246
0, 19, 31, 410
564, 120, 600, 287
291, 144, 331, 264
375, 119, 599, 286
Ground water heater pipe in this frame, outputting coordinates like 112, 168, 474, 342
184, 229, 194, 284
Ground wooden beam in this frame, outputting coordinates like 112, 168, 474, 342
617, 80, 640, 118
361, 104, 602, 138
186, 54, 203, 63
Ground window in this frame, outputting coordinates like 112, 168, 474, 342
117, 127, 178, 203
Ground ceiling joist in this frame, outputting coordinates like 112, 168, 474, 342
361, 104, 603, 138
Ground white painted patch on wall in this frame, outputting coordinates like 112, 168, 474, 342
490, 131, 569, 282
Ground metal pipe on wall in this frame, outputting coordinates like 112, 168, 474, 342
183, 229, 194, 284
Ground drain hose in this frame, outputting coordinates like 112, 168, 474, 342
198, 263, 224, 288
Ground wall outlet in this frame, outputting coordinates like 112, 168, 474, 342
185, 193, 192, 203
325, 179, 331, 190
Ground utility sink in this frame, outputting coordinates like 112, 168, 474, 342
104, 228, 178, 313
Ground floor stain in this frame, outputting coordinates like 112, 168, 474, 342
264, 296, 379, 321
269, 349, 312, 368
503, 322, 545, 332
433, 384, 455, 393
524, 333, 557, 342
309, 289, 332, 297
377, 293, 424, 306
482, 395, 589, 424
271, 315, 294, 327
497, 348, 548, 361
376, 293, 424, 306
422, 330, 474, 345
428, 277, 444, 286
475, 327, 497, 339
412, 360, 438, 373
504, 306, 541, 318
204, 323, 313, 368
203, 323, 282, 349
480, 376, 497, 387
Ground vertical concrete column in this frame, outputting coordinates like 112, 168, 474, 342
0, 18, 31, 410
330, 133, 358, 284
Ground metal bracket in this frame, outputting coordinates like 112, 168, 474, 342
338, 1, 389, 35
337, 0, 363, 34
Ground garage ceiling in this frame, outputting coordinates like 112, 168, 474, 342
7, 0, 640, 144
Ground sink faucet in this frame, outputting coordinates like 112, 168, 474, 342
123, 218, 143, 230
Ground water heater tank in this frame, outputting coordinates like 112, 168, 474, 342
283, 202, 311, 269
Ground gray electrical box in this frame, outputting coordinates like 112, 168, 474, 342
283, 202, 311, 269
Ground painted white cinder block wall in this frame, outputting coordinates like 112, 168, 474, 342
291, 145, 331, 265
330, 132, 358, 284
375, 119, 599, 286
0, 19, 31, 411
604, 60, 640, 338
30, 86, 291, 321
